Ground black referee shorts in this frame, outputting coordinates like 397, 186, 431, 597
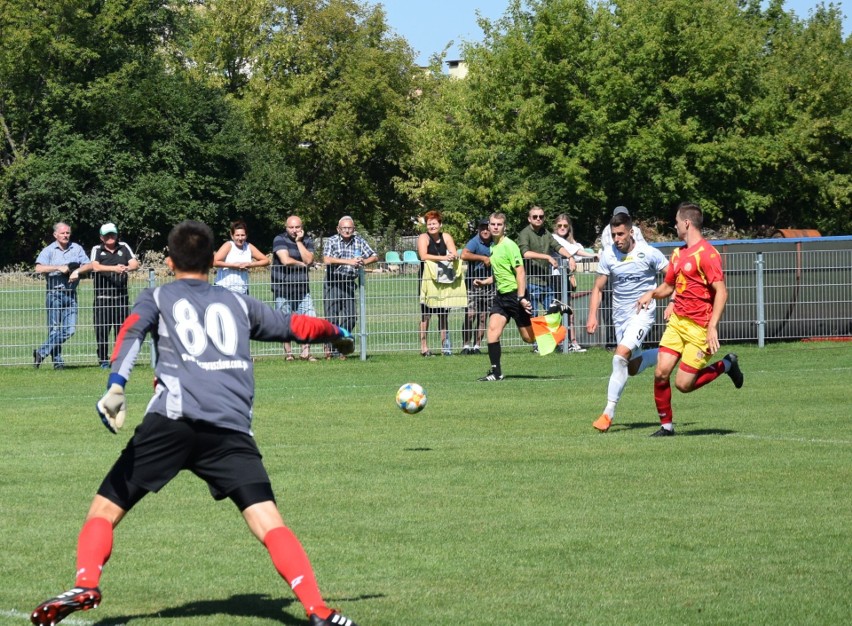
490, 292, 532, 328
98, 412, 274, 512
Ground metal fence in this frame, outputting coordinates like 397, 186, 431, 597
2, 241, 850, 367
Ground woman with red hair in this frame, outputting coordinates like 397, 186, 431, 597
416, 210, 458, 356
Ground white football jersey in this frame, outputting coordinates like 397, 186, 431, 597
597, 240, 668, 327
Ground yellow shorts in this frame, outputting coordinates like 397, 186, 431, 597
659, 313, 710, 370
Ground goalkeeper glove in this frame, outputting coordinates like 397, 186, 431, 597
96, 383, 126, 434
332, 326, 355, 356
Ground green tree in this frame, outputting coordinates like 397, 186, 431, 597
409, 0, 850, 237
237, 0, 418, 234
0, 1, 253, 264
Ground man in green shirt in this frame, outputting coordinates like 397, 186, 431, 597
476, 212, 570, 381
517, 205, 576, 315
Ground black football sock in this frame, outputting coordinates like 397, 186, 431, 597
487, 341, 501, 375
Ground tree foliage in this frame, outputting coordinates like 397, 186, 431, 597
234, 0, 417, 234
0, 0, 849, 266
403, 0, 851, 240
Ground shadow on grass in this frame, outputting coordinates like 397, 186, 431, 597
611, 422, 736, 436
502, 374, 572, 380
614, 421, 662, 431
92, 592, 383, 625
680, 428, 736, 436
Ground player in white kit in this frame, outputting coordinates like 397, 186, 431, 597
586, 211, 669, 432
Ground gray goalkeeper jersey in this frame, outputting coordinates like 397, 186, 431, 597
112, 279, 298, 435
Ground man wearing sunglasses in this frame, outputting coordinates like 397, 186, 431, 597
517, 206, 576, 316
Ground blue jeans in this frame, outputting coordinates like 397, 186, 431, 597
38, 290, 78, 365
528, 282, 555, 317
274, 293, 316, 317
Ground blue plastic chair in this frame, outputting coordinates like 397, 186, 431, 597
385, 251, 402, 271
402, 250, 420, 273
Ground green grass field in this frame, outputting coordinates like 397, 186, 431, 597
1, 342, 850, 625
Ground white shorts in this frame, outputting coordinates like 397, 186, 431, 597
613, 309, 655, 358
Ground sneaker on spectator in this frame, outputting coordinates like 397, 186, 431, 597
546, 299, 573, 315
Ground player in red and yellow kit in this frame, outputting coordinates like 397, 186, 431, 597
636, 202, 743, 436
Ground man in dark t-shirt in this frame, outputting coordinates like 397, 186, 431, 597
271, 215, 318, 360
460, 218, 495, 354
90, 222, 139, 368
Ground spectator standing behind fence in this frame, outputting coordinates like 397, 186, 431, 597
33, 222, 92, 370
272, 215, 318, 361
322, 216, 377, 359
213, 220, 269, 294
90, 223, 139, 368
599, 206, 646, 250
518, 205, 575, 316
551, 214, 596, 353
417, 210, 458, 357
460, 218, 494, 355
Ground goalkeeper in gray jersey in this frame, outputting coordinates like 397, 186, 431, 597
31, 220, 359, 626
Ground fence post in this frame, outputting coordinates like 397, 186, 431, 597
358, 266, 367, 360
149, 268, 157, 367
755, 252, 765, 348
559, 260, 570, 353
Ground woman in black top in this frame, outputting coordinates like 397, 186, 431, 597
416, 210, 458, 356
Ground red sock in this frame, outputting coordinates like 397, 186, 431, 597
75, 517, 113, 587
692, 360, 726, 390
264, 526, 330, 619
654, 379, 673, 424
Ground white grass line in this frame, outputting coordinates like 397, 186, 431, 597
0, 608, 121, 625
729, 433, 852, 445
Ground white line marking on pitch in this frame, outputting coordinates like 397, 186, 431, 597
0, 608, 125, 625
729, 433, 852, 445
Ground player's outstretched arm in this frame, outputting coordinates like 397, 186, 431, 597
289, 315, 354, 355
247, 299, 354, 354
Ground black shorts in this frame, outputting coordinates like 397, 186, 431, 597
98, 412, 273, 511
490, 292, 532, 328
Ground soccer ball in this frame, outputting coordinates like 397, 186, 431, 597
396, 382, 427, 414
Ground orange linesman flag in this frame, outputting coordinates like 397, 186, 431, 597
531, 312, 567, 356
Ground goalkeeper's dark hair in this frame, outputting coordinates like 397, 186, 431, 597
167, 220, 215, 274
